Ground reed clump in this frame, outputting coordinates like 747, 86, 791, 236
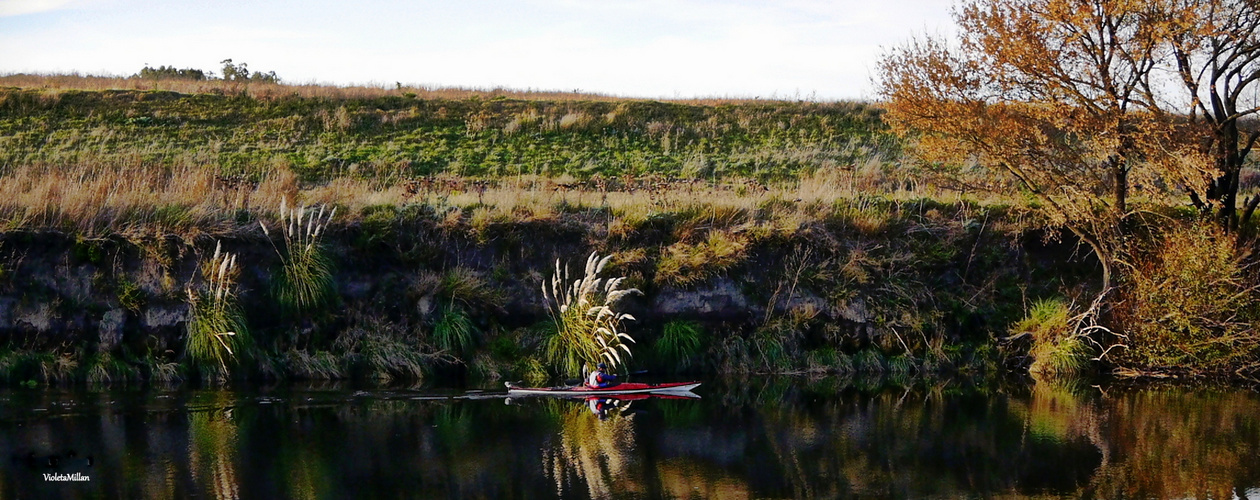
185, 241, 251, 379
654, 320, 705, 371
1013, 298, 1091, 377
541, 252, 642, 376
262, 197, 336, 315
433, 301, 476, 357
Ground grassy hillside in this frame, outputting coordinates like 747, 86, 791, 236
0, 78, 921, 239
0, 82, 894, 184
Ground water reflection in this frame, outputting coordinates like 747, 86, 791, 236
188, 394, 239, 500
0, 378, 1256, 499
544, 399, 640, 498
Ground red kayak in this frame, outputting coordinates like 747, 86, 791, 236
505, 381, 701, 396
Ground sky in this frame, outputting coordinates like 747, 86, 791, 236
0, 0, 954, 100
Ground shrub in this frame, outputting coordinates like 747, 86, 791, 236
135, 65, 207, 81
262, 197, 336, 315
540, 252, 642, 376
185, 241, 252, 379
1115, 226, 1260, 373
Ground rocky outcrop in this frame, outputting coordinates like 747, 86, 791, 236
653, 278, 758, 320
0, 216, 1085, 355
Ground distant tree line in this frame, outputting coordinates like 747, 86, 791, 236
134, 59, 279, 84
136, 65, 207, 81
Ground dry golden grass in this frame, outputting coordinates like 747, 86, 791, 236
0, 73, 828, 106
0, 151, 1057, 239
0, 158, 295, 236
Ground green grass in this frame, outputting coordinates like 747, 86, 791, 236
264, 198, 337, 316
654, 320, 705, 370
185, 242, 252, 380
433, 301, 477, 357
1012, 298, 1092, 376
0, 85, 895, 183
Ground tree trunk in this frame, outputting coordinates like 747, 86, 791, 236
1112, 158, 1128, 217
1214, 119, 1242, 230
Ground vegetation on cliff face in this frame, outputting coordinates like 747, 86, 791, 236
0, 196, 1075, 384
539, 252, 640, 376
185, 241, 250, 380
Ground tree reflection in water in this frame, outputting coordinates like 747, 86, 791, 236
0, 378, 1257, 498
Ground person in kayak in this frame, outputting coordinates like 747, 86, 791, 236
587, 363, 617, 389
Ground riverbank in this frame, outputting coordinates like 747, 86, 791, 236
7, 80, 1248, 384
0, 196, 1092, 385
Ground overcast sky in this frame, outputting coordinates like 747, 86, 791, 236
0, 0, 954, 100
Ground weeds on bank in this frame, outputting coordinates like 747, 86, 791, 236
1114, 225, 1260, 375
1012, 298, 1090, 376
262, 197, 336, 315
336, 327, 431, 381
0, 350, 73, 384
433, 301, 475, 357
541, 252, 642, 376
185, 241, 251, 379
84, 352, 142, 384
654, 320, 705, 370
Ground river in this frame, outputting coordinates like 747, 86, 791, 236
1, 376, 1258, 499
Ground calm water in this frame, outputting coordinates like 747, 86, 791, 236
1, 377, 1258, 499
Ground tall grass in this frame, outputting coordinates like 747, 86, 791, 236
433, 301, 476, 357
541, 252, 642, 376
654, 320, 704, 370
1012, 298, 1091, 376
185, 241, 251, 378
262, 197, 336, 315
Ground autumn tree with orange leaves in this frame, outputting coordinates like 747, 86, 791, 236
879, 0, 1206, 296
878, 0, 1260, 375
